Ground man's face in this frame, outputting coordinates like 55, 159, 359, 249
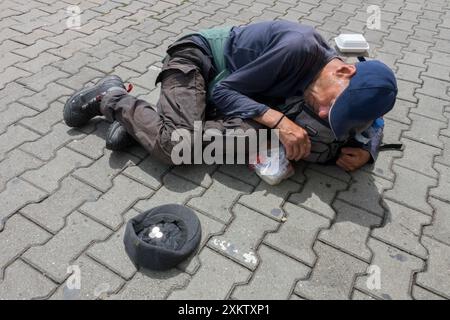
304, 61, 356, 120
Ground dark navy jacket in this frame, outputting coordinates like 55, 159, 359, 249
210, 20, 337, 119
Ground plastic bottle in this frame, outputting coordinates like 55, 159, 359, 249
249, 145, 295, 185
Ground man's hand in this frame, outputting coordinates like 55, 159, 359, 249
254, 109, 311, 161
277, 116, 311, 161
336, 147, 371, 172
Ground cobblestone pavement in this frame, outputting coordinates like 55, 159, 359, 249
0, 0, 449, 300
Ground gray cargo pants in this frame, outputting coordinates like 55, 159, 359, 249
100, 43, 265, 165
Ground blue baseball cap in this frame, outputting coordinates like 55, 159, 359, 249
328, 59, 398, 141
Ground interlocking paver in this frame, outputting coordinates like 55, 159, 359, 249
20, 122, 86, 161
168, 247, 250, 300
0, 149, 43, 191
208, 204, 278, 269
337, 170, 392, 217
0, 214, 51, 278
384, 165, 437, 215
319, 200, 382, 262
264, 202, 329, 266
355, 238, 424, 300
0, 102, 36, 134
403, 113, 446, 149
429, 163, 450, 203
51, 255, 124, 300
21, 176, 101, 233
412, 285, 446, 300
18, 83, 73, 112
295, 241, 367, 300
87, 209, 139, 280
0, 178, 47, 230
187, 171, 253, 223
289, 169, 347, 219
372, 199, 430, 259
423, 197, 450, 246
394, 138, 441, 179
231, 244, 310, 300
135, 173, 204, 212
21, 147, 92, 193
79, 174, 153, 230
0, 260, 56, 299
23, 211, 111, 283
72, 149, 139, 192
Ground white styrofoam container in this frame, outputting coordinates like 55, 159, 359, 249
334, 34, 369, 53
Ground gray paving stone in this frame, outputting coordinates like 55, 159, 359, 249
135, 173, 204, 212
384, 98, 413, 125
416, 76, 450, 102
52, 52, 99, 74
87, 209, 140, 280
0, 149, 43, 191
396, 63, 425, 84
23, 211, 111, 283
395, 138, 441, 178
168, 247, 250, 299
171, 164, 216, 188
178, 210, 225, 274
66, 120, 109, 160
19, 101, 64, 135
351, 290, 377, 300
412, 285, 446, 300
436, 136, 450, 167
208, 204, 278, 269
231, 244, 310, 300
411, 94, 449, 123
429, 163, 450, 202
56, 67, 105, 91
122, 51, 162, 73
79, 174, 153, 230
384, 165, 436, 215
0, 82, 35, 111
0, 124, 40, 161
264, 202, 329, 266
20, 122, 86, 161
0, 102, 36, 135
0, 214, 51, 278
423, 197, 450, 246
22, 147, 92, 193
319, 200, 382, 262
72, 149, 139, 192
218, 164, 260, 186
123, 156, 171, 190
337, 170, 392, 217
21, 176, 101, 233
295, 241, 367, 300
112, 268, 190, 300
398, 51, 428, 68
12, 39, 59, 59
19, 82, 73, 112
0, 260, 55, 299
187, 171, 253, 223
307, 163, 352, 183
403, 113, 446, 149
0, 177, 47, 231
355, 238, 424, 300
238, 179, 300, 221
17, 66, 69, 92
51, 255, 124, 300
289, 169, 347, 219
395, 79, 420, 103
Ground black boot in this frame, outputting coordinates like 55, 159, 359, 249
105, 121, 137, 151
63, 75, 126, 127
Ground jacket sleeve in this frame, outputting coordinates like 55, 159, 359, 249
211, 43, 297, 119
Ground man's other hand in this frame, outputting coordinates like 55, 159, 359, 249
336, 147, 371, 172
277, 116, 311, 161
253, 108, 311, 161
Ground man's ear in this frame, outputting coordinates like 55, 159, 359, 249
335, 64, 356, 79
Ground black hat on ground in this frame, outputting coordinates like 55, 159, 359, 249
123, 204, 202, 271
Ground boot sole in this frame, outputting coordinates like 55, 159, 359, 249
63, 75, 125, 127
